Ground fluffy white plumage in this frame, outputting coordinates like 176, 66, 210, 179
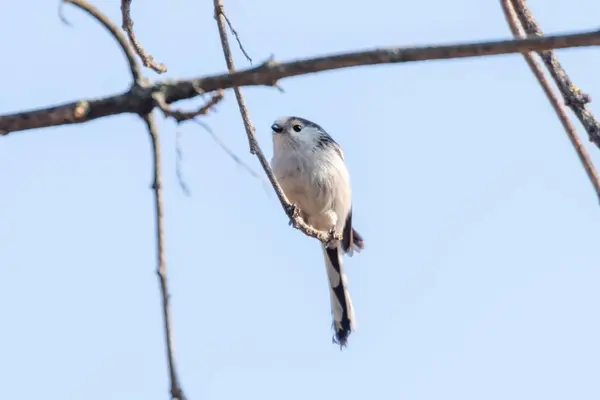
270, 116, 364, 347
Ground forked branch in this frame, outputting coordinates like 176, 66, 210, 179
500, 0, 600, 202
510, 0, 600, 147
59, 1, 186, 399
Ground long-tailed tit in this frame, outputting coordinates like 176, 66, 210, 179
270, 116, 364, 347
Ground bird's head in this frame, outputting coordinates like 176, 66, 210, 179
271, 116, 340, 156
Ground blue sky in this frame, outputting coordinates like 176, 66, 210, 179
2, 0, 600, 399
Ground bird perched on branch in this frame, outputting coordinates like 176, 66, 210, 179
270, 116, 364, 347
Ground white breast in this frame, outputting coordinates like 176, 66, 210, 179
271, 143, 352, 233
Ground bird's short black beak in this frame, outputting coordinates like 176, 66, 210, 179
271, 123, 283, 133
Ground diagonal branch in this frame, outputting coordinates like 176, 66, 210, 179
120, 0, 167, 73
500, 0, 600, 202
509, 0, 600, 147
3, 28, 600, 135
63, 0, 142, 85
213, 0, 337, 243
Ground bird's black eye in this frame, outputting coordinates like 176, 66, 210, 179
292, 124, 302, 132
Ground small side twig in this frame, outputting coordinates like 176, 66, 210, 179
190, 118, 266, 185
175, 130, 191, 197
173, 120, 267, 197
509, 0, 600, 147
213, 0, 339, 244
222, 12, 252, 64
62, 0, 142, 85
154, 90, 224, 123
500, 0, 600, 202
120, 0, 167, 73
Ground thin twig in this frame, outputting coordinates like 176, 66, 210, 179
3, 28, 600, 135
500, 0, 600, 202
509, 0, 600, 147
154, 90, 224, 123
222, 12, 253, 64
190, 118, 266, 184
62, 0, 142, 84
120, 0, 167, 73
143, 113, 187, 400
175, 130, 191, 197
213, 0, 338, 243
159, 91, 263, 196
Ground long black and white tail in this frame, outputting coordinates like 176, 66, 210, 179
322, 244, 355, 347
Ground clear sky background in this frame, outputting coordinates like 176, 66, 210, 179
2, 0, 600, 399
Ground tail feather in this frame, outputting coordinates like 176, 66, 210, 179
322, 244, 355, 347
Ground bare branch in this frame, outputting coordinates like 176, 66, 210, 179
213, 0, 339, 244
500, 0, 600, 202
143, 113, 187, 400
120, 0, 167, 73
60, 1, 185, 396
510, 0, 600, 147
63, 0, 142, 84
3, 28, 600, 134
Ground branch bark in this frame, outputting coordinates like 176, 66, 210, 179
143, 112, 187, 400
212, 0, 338, 243
3, 28, 600, 135
500, 0, 600, 202
120, 0, 167, 73
509, 0, 600, 147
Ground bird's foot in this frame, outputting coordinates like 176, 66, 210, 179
326, 226, 338, 249
286, 203, 300, 227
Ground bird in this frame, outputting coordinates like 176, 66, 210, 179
270, 116, 364, 347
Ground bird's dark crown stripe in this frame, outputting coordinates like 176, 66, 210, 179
290, 116, 341, 151
290, 116, 325, 132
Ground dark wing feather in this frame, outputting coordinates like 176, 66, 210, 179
342, 209, 364, 254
